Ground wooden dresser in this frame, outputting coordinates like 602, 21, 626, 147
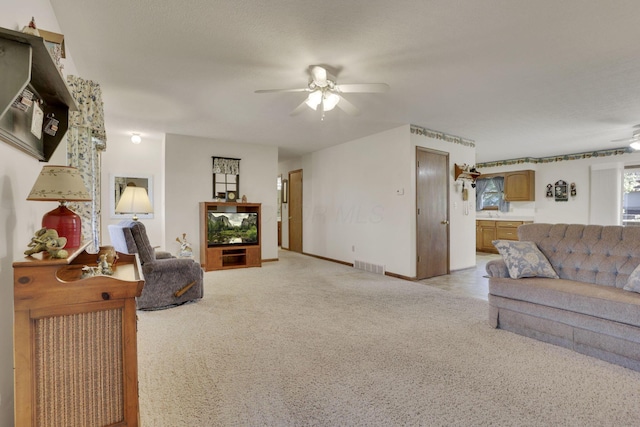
12, 243, 144, 426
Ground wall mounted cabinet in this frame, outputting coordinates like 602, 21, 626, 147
504, 170, 535, 201
0, 27, 77, 161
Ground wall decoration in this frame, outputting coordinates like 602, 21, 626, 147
570, 182, 577, 197
212, 156, 240, 199
554, 180, 568, 202
546, 184, 553, 198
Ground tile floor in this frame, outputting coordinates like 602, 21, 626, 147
417, 252, 501, 301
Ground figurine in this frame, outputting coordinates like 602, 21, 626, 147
176, 233, 193, 258
24, 228, 68, 259
241, 194, 247, 203
21, 17, 40, 36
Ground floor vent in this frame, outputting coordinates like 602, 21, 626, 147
353, 260, 386, 275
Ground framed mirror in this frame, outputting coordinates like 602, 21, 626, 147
110, 173, 154, 219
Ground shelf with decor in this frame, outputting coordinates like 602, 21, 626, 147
454, 163, 481, 182
200, 202, 262, 271
0, 27, 77, 161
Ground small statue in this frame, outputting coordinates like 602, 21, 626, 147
81, 254, 114, 278
176, 233, 193, 258
25, 228, 68, 259
241, 195, 247, 203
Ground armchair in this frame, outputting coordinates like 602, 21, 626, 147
108, 220, 203, 310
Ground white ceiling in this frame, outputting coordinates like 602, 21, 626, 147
49, 0, 640, 163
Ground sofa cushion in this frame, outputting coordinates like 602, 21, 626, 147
489, 277, 640, 328
493, 240, 559, 279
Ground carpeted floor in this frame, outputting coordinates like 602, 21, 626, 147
137, 250, 640, 426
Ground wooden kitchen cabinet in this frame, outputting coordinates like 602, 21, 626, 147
13, 243, 143, 426
477, 220, 498, 253
476, 220, 532, 253
504, 170, 535, 201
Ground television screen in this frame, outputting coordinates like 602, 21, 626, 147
207, 212, 258, 246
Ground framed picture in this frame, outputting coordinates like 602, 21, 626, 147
282, 179, 288, 204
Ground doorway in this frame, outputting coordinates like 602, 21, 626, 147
416, 147, 450, 279
288, 169, 303, 253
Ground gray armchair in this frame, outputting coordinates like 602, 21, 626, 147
108, 220, 203, 310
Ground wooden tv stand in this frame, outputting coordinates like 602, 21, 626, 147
200, 202, 262, 271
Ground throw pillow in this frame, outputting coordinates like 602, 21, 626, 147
492, 240, 559, 279
623, 264, 640, 293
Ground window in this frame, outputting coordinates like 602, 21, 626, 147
623, 166, 640, 226
212, 157, 240, 199
476, 177, 504, 210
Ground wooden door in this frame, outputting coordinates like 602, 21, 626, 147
288, 169, 303, 253
416, 148, 449, 279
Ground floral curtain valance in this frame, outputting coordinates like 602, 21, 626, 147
66, 75, 107, 151
212, 157, 240, 175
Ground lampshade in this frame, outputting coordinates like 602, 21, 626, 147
115, 185, 153, 221
27, 165, 92, 249
305, 90, 322, 110
323, 92, 340, 111
631, 141, 640, 151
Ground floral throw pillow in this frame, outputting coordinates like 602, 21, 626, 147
623, 264, 640, 293
492, 240, 559, 279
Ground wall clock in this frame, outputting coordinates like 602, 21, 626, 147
226, 191, 237, 202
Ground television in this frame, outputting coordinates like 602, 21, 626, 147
207, 211, 259, 246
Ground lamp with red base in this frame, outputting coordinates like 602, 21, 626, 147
27, 165, 92, 248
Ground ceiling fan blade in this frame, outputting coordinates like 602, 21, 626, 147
255, 88, 308, 93
290, 99, 309, 116
336, 83, 390, 93
310, 65, 328, 87
336, 96, 360, 116
612, 137, 637, 143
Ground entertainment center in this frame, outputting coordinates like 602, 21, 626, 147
199, 202, 261, 271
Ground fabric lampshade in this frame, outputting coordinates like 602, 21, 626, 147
27, 165, 92, 248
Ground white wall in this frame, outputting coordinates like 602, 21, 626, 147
279, 125, 477, 277
480, 151, 640, 224
0, 2, 77, 424
101, 133, 165, 247
165, 134, 279, 262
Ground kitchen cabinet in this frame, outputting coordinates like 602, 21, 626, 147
504, 170, 535, 201
476, 220, 532, 253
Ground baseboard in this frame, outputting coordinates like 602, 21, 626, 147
262, 258, 278, 263
299, 251, 414, 281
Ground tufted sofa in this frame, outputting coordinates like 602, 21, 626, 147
486, 223, 640, 372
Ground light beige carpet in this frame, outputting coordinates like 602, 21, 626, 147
137, 250, 640, 426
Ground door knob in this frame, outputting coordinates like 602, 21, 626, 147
441, 220, 449, 225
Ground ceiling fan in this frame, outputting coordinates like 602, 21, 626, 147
612, 125, 640, 150
255, 65, 389, 118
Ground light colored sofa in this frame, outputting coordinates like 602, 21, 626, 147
486, 223, 640, 372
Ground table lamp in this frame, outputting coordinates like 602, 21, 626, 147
27, 165, 92, 248
115, 184, 153, 221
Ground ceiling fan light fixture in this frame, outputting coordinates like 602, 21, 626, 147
630, 141, 640, 150
305, 90, 322, 110
322, 92, 340, 111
